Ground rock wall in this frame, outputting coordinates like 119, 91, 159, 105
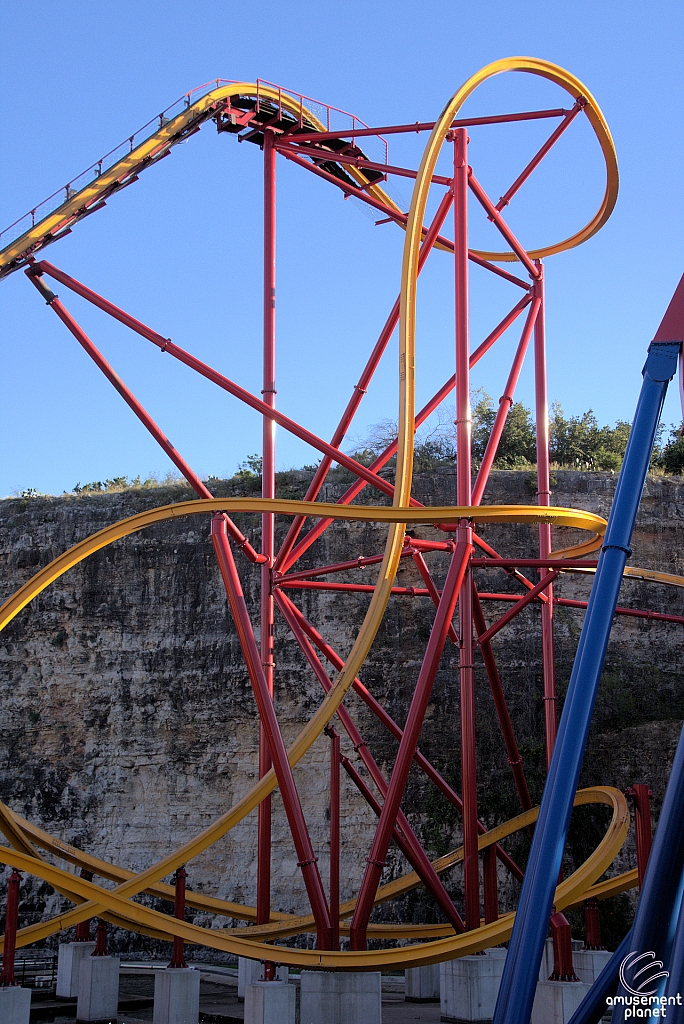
1, 469, 683, 951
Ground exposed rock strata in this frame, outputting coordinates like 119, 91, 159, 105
0, 469, 683, 950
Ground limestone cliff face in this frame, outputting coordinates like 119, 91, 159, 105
1, 470, 683, 949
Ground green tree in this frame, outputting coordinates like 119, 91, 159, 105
472, 394, 536, 468
658, 424, 684, 474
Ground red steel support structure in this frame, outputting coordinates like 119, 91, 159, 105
258, 127, 277, 931
453, 127, 479, 932
8, 66, 664, 965
0, 870, 20, 987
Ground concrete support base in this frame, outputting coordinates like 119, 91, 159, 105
406, 963, 440, 1001
76, 954, 120, 1023
531, 980, 592, 1024
153, 968, 200, 1024
237, 958, 288, 999
440, 952, 506, 1023
0, 986, 32, 1024
573, 949, 612, 985
300, 971, 382, 1024
244, 980, 295, 1024
56, 941, 97, 998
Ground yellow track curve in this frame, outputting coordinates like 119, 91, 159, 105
0, 787, 631, 967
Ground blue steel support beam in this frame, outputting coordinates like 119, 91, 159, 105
492, 340, 681, 1024
611, 719, 684, 1021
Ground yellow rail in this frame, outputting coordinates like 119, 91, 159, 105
0, 786, 630, 967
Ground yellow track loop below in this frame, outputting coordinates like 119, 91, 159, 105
0, 787, 629, 967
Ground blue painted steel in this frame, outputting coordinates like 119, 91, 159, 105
663, 878, 684, 1014
492, 341, 681, 1024
612, 719, 684, 1022
566, 931, 633, 1024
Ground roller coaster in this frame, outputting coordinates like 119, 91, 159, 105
1, 57, 684, 1023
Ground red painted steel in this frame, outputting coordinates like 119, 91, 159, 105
328, 727, 341, 949
75, 868, 94, 941
274, 189, 454, 572
93, 920, 108, 956
169, 866, 188, 968
27, 263, 409, 506
453, 127, 480, 933
468, 172, 541, 280
0, 870, 20, 986
338, 756, 464, 931
211, 516, 333, 947
20, 89, 655, 957
584, 897, 604, 950
349, 541, 471, 949
471, 296, 541, 505
653, 273, 684, 342
275, 141, 451, 186
275, 589, 524, 882
277, 107, 572, 144
483, 846, 499, 925
534, 263, 558, 766
257, 128, 277, 930
495, 102, 583, 212
25, 271, 267, 567
281, 295, 533, 575
477, 571, 559, 647
274, 590, 466, 929
626, 784, 654, 888
411, 549, 460, 644
472, 587, 533, 813
549, 911, 579, 980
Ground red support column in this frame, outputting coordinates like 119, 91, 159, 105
549, 911, 579, 981
257, 128, 277, 931
75, 868, 94, 940
483, 846, 498, 924
533, 260, 557, 767
211, 517, 332, 947
472, 587, 533, 814
93, 920, 108, 956
169, 865, 188, 968
453, 126, 480, 933
348, 541, 471, 950
327, 726, 340, 950
0, 869, 20, 987
584, 897, 604, 949
626, 784, 653, 888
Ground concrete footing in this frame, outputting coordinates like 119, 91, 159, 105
237, 958, 288, 999
244, 979, 295, 1024
153, 967, 200, 1024
76, 954, 120, 1022
573, 949, 612, 985
0, 986, 32, 1024
300, 970, 382, 1024
531, 979, 592, 1024
406, 963, 440, 1001
440, 951, 506, 1023
56, 941, 96, 998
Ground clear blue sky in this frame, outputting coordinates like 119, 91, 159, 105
1, 1, 683, 497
